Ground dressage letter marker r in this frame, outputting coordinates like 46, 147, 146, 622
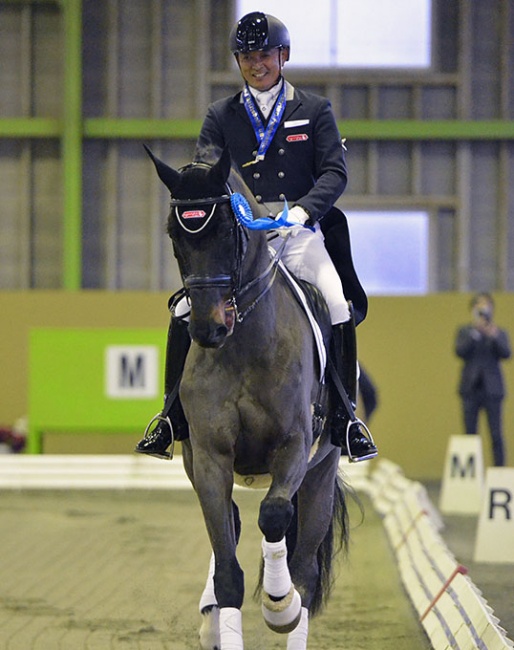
488, 489, 512, 520
106, 345, 158, 399
474, 468, 514, 563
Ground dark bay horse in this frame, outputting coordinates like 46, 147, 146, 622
145, 145, 349, 650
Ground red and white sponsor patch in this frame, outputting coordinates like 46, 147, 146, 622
286, 133, 308, 142
181, 210, 206, 219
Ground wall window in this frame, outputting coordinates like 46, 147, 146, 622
235, 0, 432, 68
346, 211, 429, 295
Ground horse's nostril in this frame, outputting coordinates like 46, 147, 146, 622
190, 322, 228, 348
215, 325, 228, 339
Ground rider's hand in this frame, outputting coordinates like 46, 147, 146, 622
276, 205, 310, 238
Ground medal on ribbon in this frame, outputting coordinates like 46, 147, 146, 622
242, 81, 286, 167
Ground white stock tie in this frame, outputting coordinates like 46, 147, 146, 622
257, 90, 274, 115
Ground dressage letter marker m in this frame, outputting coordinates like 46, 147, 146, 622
106, 346, 158, 399
439, 435, 484, 514
474, 468, 514, 563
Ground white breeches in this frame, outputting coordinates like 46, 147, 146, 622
269, 223, 350, 324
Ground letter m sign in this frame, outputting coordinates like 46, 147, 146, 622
450, 453, 476, 478
106, 346, 158, 399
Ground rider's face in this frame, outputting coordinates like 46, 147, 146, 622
237, 48, 288, 91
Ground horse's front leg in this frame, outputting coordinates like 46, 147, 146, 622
192, 446, 245, 650
181, 441, 222, 648
258, 434, 309, 635
197, 503, 242, 650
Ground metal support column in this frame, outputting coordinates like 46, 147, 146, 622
62, 0, 82, 289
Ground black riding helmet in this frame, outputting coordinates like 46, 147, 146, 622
229, 11, 290, 55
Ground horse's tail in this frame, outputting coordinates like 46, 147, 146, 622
299, 473, 350, 616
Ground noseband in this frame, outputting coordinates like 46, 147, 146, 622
170, 163, 281, 322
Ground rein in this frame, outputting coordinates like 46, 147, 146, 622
232, 239, 285, 322
170, 174, 285, 324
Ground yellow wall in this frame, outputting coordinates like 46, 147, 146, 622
1, 291, 513, 479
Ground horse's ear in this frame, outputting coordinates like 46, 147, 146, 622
208, 147, 232, 187
143, 144, 181, 193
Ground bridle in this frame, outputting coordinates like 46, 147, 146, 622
170, 163, 283, 323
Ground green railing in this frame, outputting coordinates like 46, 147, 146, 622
1, 0, 514, 289
3, 116, 514, 141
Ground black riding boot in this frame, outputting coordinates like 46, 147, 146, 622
135, 316, 191, 459
329, 321, 378, 462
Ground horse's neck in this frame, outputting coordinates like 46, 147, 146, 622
236, 232, 287, 339
243, 230, 272, 277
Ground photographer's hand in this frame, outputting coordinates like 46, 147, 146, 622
476, 317, 499, 337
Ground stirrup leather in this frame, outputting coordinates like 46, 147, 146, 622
143, 412, 174, 460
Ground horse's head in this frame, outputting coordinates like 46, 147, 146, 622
145, 145, 253, 349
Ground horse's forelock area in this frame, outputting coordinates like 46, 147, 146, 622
175, 167, 223, 201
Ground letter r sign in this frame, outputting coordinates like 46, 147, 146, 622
474, 468, 514, 563
105, 346, 158, 399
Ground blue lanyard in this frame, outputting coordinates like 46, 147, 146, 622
242, 81, 286, 167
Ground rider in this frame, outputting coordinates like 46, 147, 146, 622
135, 11, 377, 462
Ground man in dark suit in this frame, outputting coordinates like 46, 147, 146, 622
136, 11, 377, 462
455, 292, 511, 466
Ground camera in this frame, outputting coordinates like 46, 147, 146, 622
478, 309, 491, 323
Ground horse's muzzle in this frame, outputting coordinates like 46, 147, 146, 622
189, 300, 235, 349
184, 275, 236, 347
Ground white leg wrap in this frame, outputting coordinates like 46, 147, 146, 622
287, 607, 309, 650
262, 585, 302, 633
199, 605, 220, 650
219, 607, 244, 650
262, 537, 291, 598
199, 552, 217, 613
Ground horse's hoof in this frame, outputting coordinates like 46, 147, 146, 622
199, 605, 220, 650
262, 586, 302, 633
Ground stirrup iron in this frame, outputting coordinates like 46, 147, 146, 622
346, 418, 377, 463
143, 412, 174, 460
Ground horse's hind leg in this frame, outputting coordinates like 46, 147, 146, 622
199, 554, 219, 649
288, 447, 347, 617
286, 607, 309, 650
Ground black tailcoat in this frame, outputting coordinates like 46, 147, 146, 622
196, 81, 367, 323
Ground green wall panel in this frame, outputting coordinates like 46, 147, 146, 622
28, 327, 166, 453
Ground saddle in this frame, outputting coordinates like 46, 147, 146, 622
277, 263, 331, 382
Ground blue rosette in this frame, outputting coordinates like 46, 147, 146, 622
231, 194, 315, 232
231, 194, 293, 230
